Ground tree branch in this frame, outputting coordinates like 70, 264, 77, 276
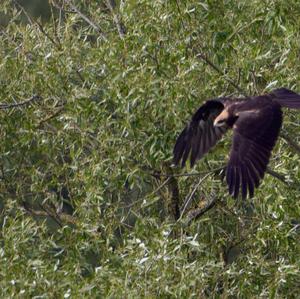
195, 53, 247, 96
180, 173, 211, 217
146, 166, 224, 178
0, 95, 41, 110
105, 0, 126, 39
22, 201, 77, 225
66, 0, 107, 41
36, 106, 65, 128
266, 167, 289, 185
280, 132, 300, 154
13, 0, 62, 48
185, 194, 219, 225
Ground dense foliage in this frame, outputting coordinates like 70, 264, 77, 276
0, 0, 300, 297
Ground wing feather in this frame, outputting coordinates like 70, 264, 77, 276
173, 99, 228, 167
271, 88, 300, 109
190, 128, 202, 166
247, 160, 260, 187
226, 99, 282, 198
233, 167, 240, 198
227, 165, 234, 195
246, 166, 255, 198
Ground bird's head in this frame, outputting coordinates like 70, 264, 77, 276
213, 109, 229, 127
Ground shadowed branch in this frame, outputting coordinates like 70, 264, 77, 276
148, 166, 225, 178
266, 167, 289, 185
185, 195, 219, 225
12, 0, 86, 85
22, 201, 77, 226
180, 173, 212, 217
280, 132, 300, 154
105, 0, 126, 39
65, 0, 107, 41
195, 53, 247, 96
0, 95, 41, 110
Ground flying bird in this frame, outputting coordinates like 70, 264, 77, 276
173, 88, 300, 199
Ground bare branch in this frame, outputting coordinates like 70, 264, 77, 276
36, 106, 65, 128
50, 0, 74, 13
180, 173, 211, 217
174, 0, 186, 29
148, 166, 225, 178
12, 0, 60, 47
0, 95, 41, 110
280, 132, 300, 154
36, 18, 62, 49
105, 0, 126, 39
185, 194, 219, 225
195, 53, 247, 96
266, 167, 289, 185
38, 203, 63, 227
66, 0, 108, 41
160, 163, 181, 221
13, 1, 90, 86
22, 201, 77, 225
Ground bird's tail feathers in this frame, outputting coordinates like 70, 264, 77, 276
272, 88, 300, 109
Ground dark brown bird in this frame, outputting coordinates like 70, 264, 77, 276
173, 88, 300, 199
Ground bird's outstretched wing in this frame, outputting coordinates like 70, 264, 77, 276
226, 100, 282, 199
271, 88, 300, 109
173, 100, 228, 167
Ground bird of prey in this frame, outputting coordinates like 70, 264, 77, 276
173, 88, 300, 199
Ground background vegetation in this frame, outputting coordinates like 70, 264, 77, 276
0, 0, 300, 297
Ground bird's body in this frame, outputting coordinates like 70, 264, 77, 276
173, 88, 300, 199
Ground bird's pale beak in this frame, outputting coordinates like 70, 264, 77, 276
213, 110, 229, 127
213, 118, 224, 127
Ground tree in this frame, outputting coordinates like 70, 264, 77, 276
0, 0, 299, 297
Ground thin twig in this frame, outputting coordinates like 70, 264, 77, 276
195, 53, 247, 96
266, 167, 289, 185
180, 173, 211, 217
22, 201, 76, 225
0, 95, 41, 110
36, 106, 65, 128
149, 166, 225, 178
150, 177, 172, 199
280, 132, 300, 154
12, 0, 33, 23
185, 195, 219, 225
38, 203, 63, 228
105, 0, 126, 39
175, 0, 186, 29
13, 0, 60, 48
66, 0, 107, 41
36, 18, 62, 49
14, 1, 88, 86
51, 0, 75, 13
222, 223, 260, 265
121, 177, 172, 209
